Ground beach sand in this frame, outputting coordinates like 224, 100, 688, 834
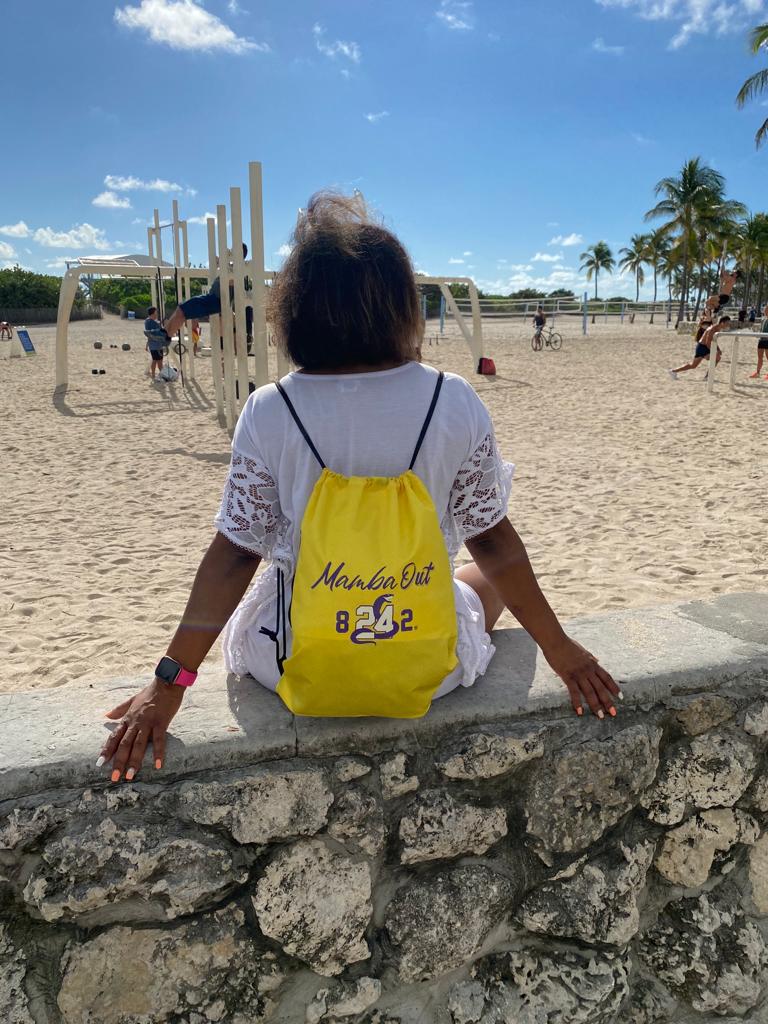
1, 314, 766, 692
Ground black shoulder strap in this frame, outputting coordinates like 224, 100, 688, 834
275, 382, 326, 469
409, 371, 445, 470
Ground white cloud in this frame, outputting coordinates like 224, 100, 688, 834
187, 211, 219, 226
227, 0, 246, 13
132, 217, 149, 225
478, 266, 588, 294
365, 111, 390, 123
549, 233, 583, 246
313, 24, 361, 63
436, 0, 475, 30
0, 241, 17, 260
0, 221, 31, 238
44, 257, 77, 270
104, 174, 193, 195
276, 243, 293, 258
448, 257, 465, 264
531, 252, 564, 262
92, 191, 132, 209
34, 223, 111, 251
115, 0, 268, 54
631, 131, 655, 144
463, 250, 473, 256
595, 0, 767, 49
592, 36, 625, 54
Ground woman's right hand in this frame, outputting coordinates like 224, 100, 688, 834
97, 680, 184, 782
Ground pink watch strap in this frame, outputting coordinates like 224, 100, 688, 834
175, 667, 198, 687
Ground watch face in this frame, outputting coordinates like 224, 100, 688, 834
155, 656, 181, 685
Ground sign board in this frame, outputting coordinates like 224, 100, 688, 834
16, 329, 36, 354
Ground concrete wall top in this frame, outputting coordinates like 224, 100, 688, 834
2, 592, 767, 802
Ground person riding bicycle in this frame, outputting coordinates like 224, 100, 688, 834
533, 305, 546, 339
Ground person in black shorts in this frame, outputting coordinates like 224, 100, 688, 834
533, 305, 546, 339
749, 303, 768, 379
144, 306, 168, 381
668, 316, 730, 380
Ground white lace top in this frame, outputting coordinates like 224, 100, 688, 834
215, 362, 514, 691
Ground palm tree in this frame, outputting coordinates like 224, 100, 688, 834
736, 24, 768, 148
645, 158, 743, 325
644, 229, 671, 323
579, 242, 615, 324
619, 233, 650, 304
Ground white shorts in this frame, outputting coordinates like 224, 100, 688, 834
229, 570, 496, 702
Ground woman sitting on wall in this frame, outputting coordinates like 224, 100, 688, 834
97, 193, 620, 781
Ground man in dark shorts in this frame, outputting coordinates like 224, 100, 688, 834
749, 303, 768, 379
144, 306, 168, 381
668, 316, 731, 380
533, 305, 546, 339
163, 243, 253, 351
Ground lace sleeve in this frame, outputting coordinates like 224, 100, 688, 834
443, 433, 514, 555
214, 450, 286, 559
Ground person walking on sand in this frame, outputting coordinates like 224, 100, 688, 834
749, 304, 768, 379
144, 306, 168, 381
95, 192, 620, 782
668, 316, 731, 380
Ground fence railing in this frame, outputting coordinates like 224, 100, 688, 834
0, 305, 103, 325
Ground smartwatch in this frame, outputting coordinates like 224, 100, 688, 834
155, 656, 198, 688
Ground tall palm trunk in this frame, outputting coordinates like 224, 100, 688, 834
758, 264, 765, 310
744, 255, 752, 308
650, 265, 657, 323
677, 230, 690, 326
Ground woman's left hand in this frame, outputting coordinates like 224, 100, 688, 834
542, 634, 621, 718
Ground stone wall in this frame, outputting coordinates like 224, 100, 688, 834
2, 592, 768, 1024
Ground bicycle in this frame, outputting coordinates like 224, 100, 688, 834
531, 325, 563, 351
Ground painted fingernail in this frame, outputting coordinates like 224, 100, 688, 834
609, 707, 617, 717
125, 768, 136, 781
597, 710, 605, 720
95, 756, 106, 768
576, 707, 584, 717
155, 759, 162, 770
111, 770, 121, 783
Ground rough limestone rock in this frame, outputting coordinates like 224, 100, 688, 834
327, 788, 386, 857
385, 864, 515, 982
0, 924, 35, 1024
447, 981, 487, 1024
57, 905, 284, 1024
638, 893, 766, 1015
306, 977, 381, 1023
252, 838, 372, 976
616, 976, 677, 1024
742, 772, 768, 813
380, 754, 419, 800
334, 757, 372, 783
470, 947, 631, 1024
524, 725, 662, 853
176, 764, 334, 844
642, 728, 757, 826
675, 695, 735, 737
437, 727, 545, 780
23, 817, 246, 925
399, 790, 507, 864
743, 701, 768, 737
748, 832, 768, 914
0, 803, 62, 851
518, 840, 655, 947
655, 809, 759, 888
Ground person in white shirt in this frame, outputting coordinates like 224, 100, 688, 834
98, 192, 620, 781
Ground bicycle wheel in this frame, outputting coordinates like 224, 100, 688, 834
531, 333, 543, 352
548, 332, 563, 351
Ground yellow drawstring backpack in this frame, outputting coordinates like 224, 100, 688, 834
261, 370, 458, 718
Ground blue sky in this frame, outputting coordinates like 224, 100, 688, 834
2, 0, 767, 297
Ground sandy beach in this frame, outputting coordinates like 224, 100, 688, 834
1, 313, 766, 693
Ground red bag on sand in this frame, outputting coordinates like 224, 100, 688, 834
477, 357, 496, 375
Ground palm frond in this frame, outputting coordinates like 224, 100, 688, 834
749, 23, 768, 54
756, 116, 768, 149
736, 67, 768, 108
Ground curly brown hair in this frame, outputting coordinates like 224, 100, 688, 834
269, 192, 422, 371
